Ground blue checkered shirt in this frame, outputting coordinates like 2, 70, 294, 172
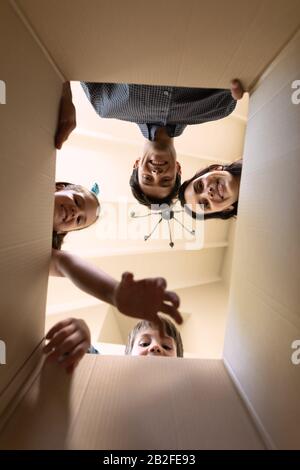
81, 83, 236, 141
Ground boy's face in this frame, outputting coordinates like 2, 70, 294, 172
131, 328, 177, 357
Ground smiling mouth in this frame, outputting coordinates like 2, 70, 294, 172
149, 160, 168, 166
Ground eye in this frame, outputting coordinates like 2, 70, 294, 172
74, 196, 80, 207
199, 199, 209, 210
77, 216, 82, 225
143, 175, 152, 182
196, 180, 203, 193
139, 341, 150, 347
163, 345, 172, 351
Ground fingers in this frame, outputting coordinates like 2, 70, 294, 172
155, 277, 167, 290
54, 96, 76, 149
138, 278, 167, 299
139, 277, 167, 297
160, 302, 183, 326
163, 290, 180, 309
130, 275, 166, 290
117, 273, 178, 326
43, 322, 77, 354
121, 272, 134, 284
66, 364, 75, 374
45, 330, 85, 362
55, 121, 75, 149
152, 315, 165, 338
66, 360, 80, 375
45, 318, 73, 340
58, 342, 88, 371
230, 79, 244, 100
43, 319, 91, 374
55, 129, 66, 150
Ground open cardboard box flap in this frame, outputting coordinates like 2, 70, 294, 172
0, 356, 265, 450
13, 0, 300, 89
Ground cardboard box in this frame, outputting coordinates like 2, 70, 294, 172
0, 0, 299, 450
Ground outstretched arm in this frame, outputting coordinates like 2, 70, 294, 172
50, 249, 182, 330
55, 81, 76, 149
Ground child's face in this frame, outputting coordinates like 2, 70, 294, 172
53, 189, 98, 233
131, 328, 177, 357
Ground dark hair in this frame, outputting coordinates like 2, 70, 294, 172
124, 315, 184, 357
178, 160, 242, 220
52, 182, 100, 250
129, 168, 181, 208
52, 231, 67, 250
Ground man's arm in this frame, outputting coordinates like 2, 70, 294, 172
55, 81, 76, 149
50, 249, 182, 328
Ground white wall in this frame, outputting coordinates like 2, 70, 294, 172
46, 281, 230, 359
221, 219, 237, 289
45, 304, 109, 345
176, 282, 230, 358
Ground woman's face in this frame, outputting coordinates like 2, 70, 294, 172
184, 170, 240, 216
53, 189, 99, 233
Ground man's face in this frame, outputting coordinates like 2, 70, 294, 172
134, 144, 181, 200
131, 328, 177, 357
53, 189, 99, 233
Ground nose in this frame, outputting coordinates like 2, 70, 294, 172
149, 343, 163, 355
201, 179, 214, 200
70, 204, 82, 221
71, 206, 77, 219
208, 185, 214, 198
151, 167, 163, 174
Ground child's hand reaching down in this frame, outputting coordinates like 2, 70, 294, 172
113, 272, 182, 335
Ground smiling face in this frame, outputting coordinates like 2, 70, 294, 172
134, 140, 181, 200
53, 188, 99, 233
130, 328, 177, 357
184, 169, 240, 216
